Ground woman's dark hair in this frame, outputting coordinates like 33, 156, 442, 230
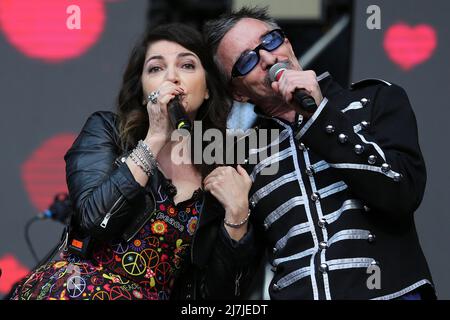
117, 23, 231, 177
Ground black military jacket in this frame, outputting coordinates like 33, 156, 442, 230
241, 72, 435, 299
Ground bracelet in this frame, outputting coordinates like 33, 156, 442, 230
138, 140, 157, 164
129, 151, 152, 176
223, 209, 251, 229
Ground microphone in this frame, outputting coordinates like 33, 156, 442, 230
168, 95, 192, 132
38, 192, 73, 224
269, 63, 318, 113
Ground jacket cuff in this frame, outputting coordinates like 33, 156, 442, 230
219, 222, 255, 250
111, 163, 146, 200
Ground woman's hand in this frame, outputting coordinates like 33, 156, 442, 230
204, 165, 252, 240
143, 81, 185, 155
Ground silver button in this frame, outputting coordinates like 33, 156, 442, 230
325, 125, 335, 134
361, 121, 370, 129
371, 260, 378, 266
121, 157, 127, 163
381, 163, 391, 173
368, 233, 376, 243
361, 98, 370, 105
243, 158, 249, 165
338, 133, 348, 144
264, 223, 269, 230
273, 283, 280, 291
250, 200, 256, 208
364, 205, 371, 212
368, 155, 377, 165
393, 173, 402, 182
319, 241, 328, 250
298, 143, 306, 151
318, 218, 327, 228
354, 144, 364, 155
273, 247, 278, 254
319, 263, 329, 273
311, 192, 320, 202
305, 166, 314, 176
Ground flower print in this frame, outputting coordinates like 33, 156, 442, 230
151, 220, 168, 235
166, 205, 177, 217
187, 217, 198, 236
130, 239, 146, 252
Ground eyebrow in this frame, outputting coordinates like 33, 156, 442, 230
145, 52, 198, 65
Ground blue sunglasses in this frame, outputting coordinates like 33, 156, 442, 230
231, 29, 286, 78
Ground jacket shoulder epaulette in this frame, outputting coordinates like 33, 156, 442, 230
350, 78, 392, 90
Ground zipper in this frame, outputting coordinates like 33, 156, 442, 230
124, 191, 157, 242
100, 195, 126, 228
235, 269, 243, 297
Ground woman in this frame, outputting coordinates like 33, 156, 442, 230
10, 23, 253, 300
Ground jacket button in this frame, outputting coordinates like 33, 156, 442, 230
354, 144, 364, 155
121, 157, 127, 163
273, 247, 278, 254
338, 133, 348, 144
368, 155, 377, 165
361, 121, 370, 129
311, 192, 320, 202
368, 233, 376, 243
273, 283, 280, 291
319, 241, 328, 250
305, 166, 315, 176
319, 263, 329, 273
186, 294, 192, 299
393, 173, 403, 182
361, 98, 370, 106
298, 143, 306, 151
264, 223, 269, 230
364, 205, 371, 212
325, 125, 335, 134
318, 218, 327, 228
381, 163, 391, 173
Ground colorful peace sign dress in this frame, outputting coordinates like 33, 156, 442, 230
10, 172, 203, 300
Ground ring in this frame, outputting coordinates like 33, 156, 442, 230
147, 90, 159, 104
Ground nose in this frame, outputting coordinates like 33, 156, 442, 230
165, 66, 180, 84
259, 49, 277, 72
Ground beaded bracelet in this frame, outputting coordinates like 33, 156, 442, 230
129, 151, 152, 176
223, 209, 251, 229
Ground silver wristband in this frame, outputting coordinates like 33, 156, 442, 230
223, 209, 251, 229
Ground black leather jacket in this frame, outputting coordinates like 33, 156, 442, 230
64, 111, 261, 300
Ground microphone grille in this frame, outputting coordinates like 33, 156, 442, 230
269, 62, 288, 82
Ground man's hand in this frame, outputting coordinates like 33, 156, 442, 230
204, 165, 252, 240
271, 69, 323, 118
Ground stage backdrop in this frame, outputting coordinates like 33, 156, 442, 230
352, 0, 450, 299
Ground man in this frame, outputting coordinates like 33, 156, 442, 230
203, 6, 435, 299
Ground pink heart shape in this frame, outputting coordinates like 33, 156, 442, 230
383, 23, 437, 71
21, 133, 76, 212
